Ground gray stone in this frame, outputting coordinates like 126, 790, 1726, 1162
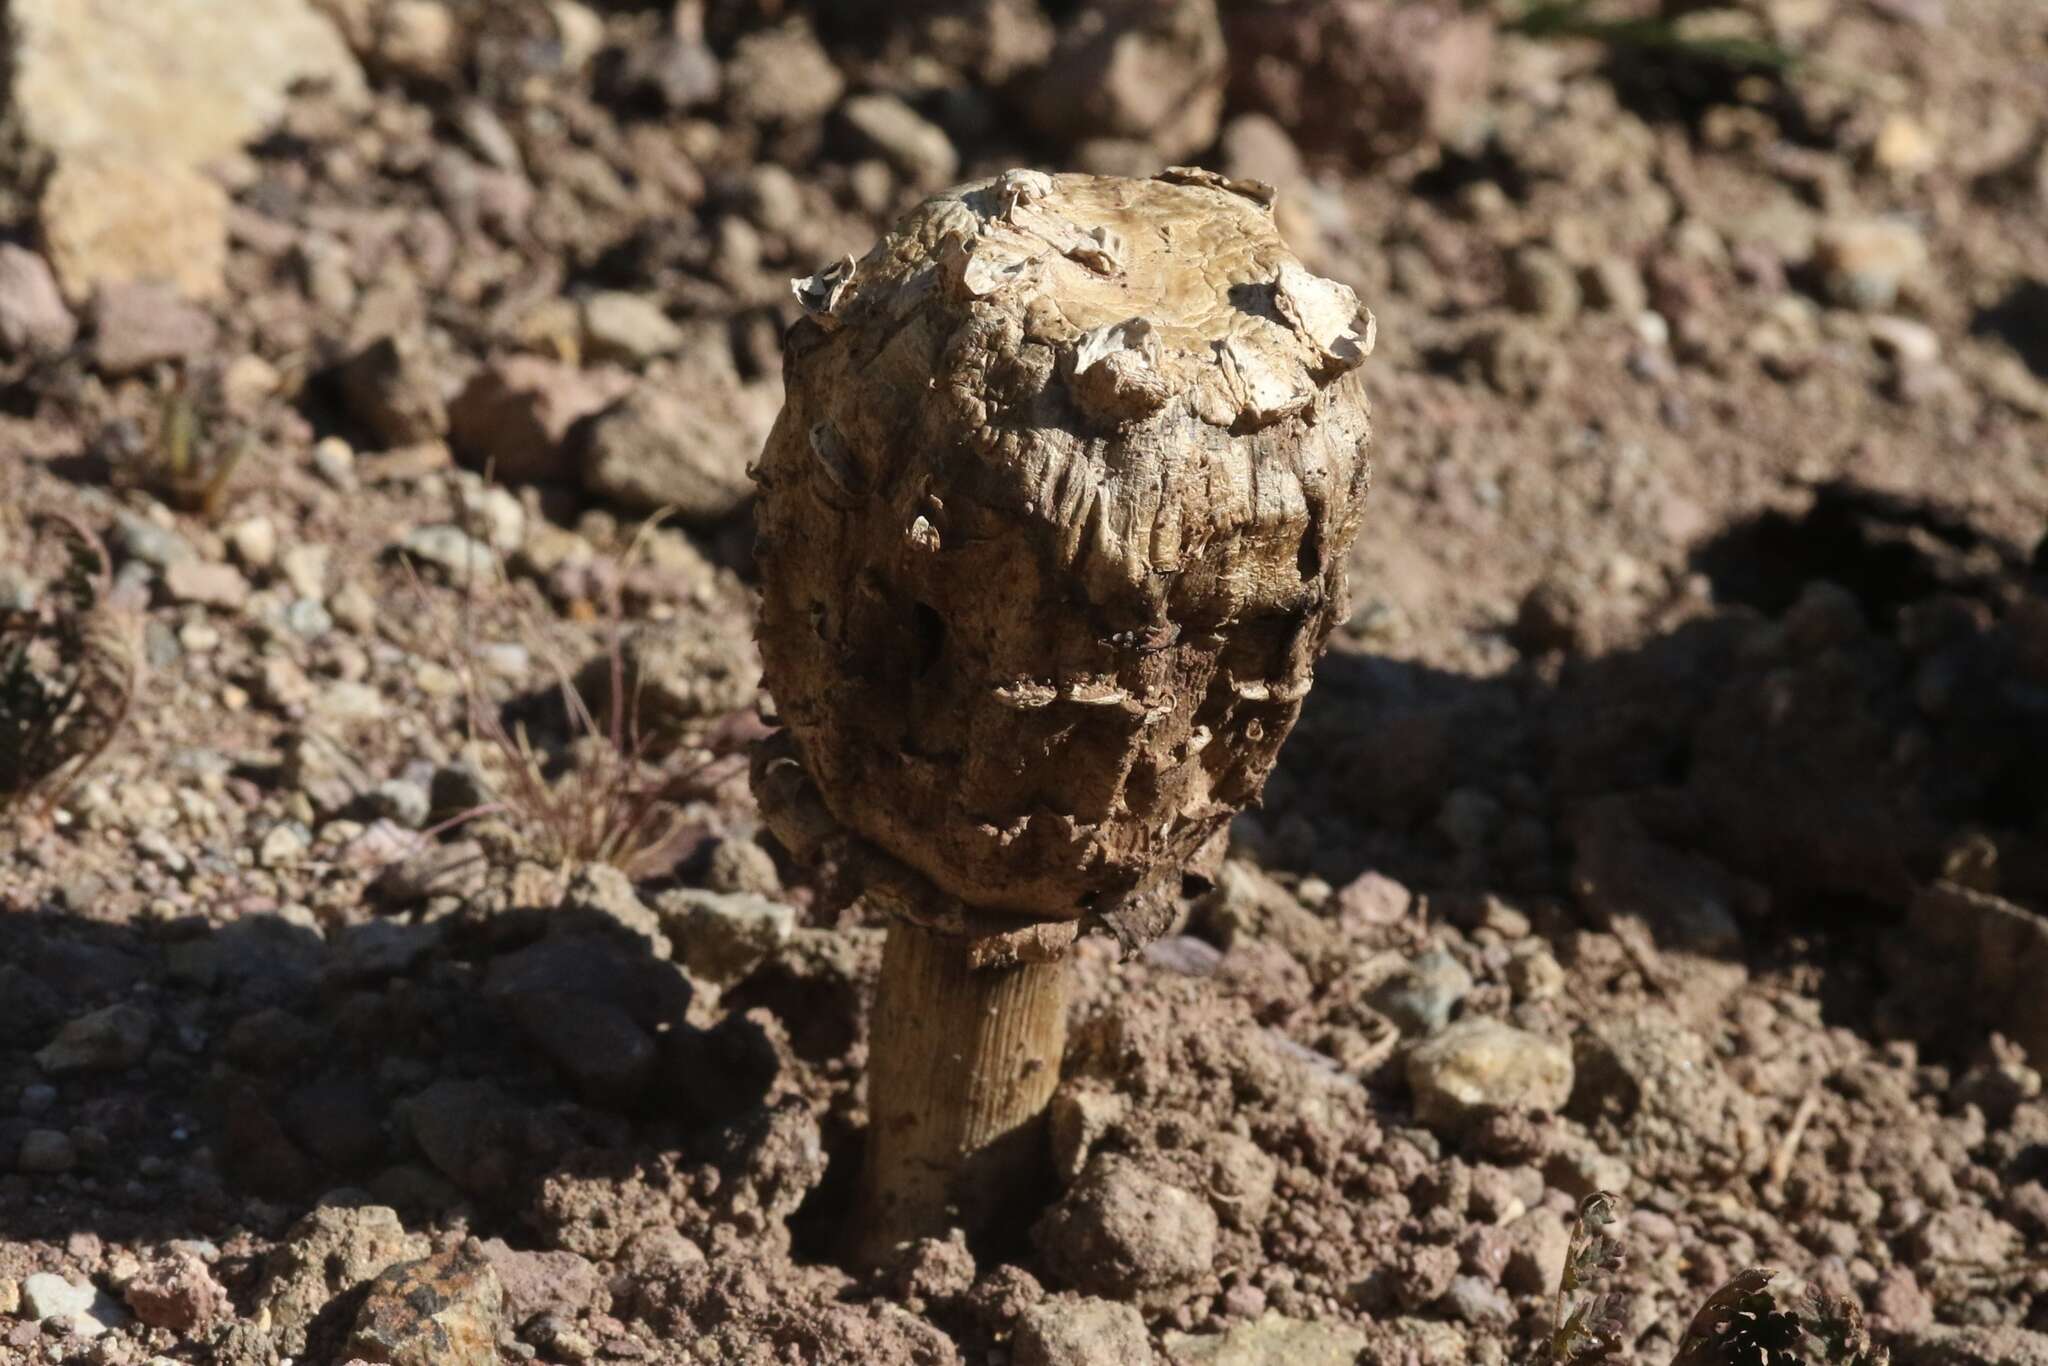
115, 513, 196, 569
327, 921, 443, 984
285, 597, 335, 639
483, 931, 689, 1103
20, 1273, 124, 1337
1022, 0, 1226, 164
656, 888, 795, 986
260, 821, 312, 867
228, 516, 279, 570
705, 836, 782, 897
371, 839, 488, 907
1406, 1018, 1573, 1136
167, 914, 324, 1004
398, 524, 495, 581
1503, 1207, 1572, 1296
366, 778, 432, 830
1367, 948, 1473, 1036
1507, 246, 1581, 326
581, 292, 685, 364
36, 1003, 153, 1075
1902, 881, 2048, 1070
561, 863, 670, 955
1441, 1275, 1514, 1328
1583, 256, 1648, 315
22, 1273, 93, 1320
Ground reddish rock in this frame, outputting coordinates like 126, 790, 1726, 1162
448, 356, 630, 483
123, 1253, 227, 1334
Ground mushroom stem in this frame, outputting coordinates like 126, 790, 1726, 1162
851, 918, 1070, 1266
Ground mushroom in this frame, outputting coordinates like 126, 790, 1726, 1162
752, 168, 1374, 1265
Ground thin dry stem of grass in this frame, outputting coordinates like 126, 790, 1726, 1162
395, 500, 707, 879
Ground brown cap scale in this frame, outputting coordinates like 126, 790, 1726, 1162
752, 168, 1374, 1260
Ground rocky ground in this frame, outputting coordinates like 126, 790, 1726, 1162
2, 0, 2047, 1363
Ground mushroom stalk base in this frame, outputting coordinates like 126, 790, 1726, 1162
851, 918, 1070, 1267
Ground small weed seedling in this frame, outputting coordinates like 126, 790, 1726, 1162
1547, 1192, 1891, 1365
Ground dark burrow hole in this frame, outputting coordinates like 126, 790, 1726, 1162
1686, 481, 2026, 625
1972, 278, 2048, 380
787, 1120, 862, 1262
910, 601, 945, 678
1410, 141, 1530, 204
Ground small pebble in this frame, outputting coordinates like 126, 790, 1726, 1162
314, 436, 358, 489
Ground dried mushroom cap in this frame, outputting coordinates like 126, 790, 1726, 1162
755, 170, 1373, 939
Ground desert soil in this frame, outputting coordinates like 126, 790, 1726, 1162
2, 0, 2047, 1363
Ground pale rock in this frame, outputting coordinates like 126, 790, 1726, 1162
314, 435, 359, 489
456, 481, 526, 552
655, 889, 796, 986
1164, 1310, 1369, 1365
581, 292, 685, 364
577, 378, 771, 523
1873, 112, 1938, 176
399, 524, 496, 581
1868, 314, 1940, 366
281, 544, 332, 600
376, 0, 463, 81
1406, 1018, 1573, 1135
1814, 217, 1929, 312
548, 0, 607, 73
8, 0, 362, 167
840, 93, 959, 189
21, 1273, 125, 1338
164, 560, 251, 610
1015, 1296, 1151, 1366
